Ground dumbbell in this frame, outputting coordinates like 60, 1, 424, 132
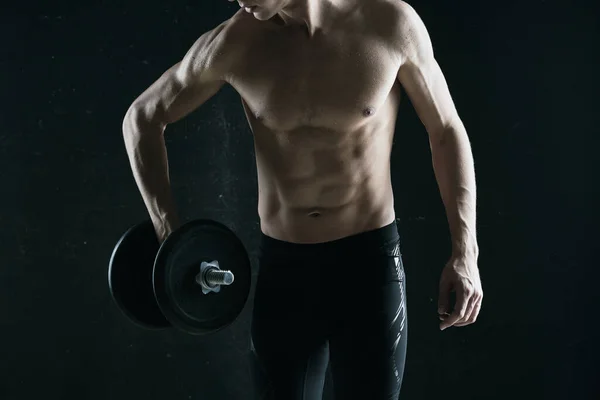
108, 219, 252, 335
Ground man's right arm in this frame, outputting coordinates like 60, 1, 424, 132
122, 19, 239, 241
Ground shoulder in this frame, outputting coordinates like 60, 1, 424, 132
368, 0, 423, 29
221, 9, 268, 41
365, 0, 432, 61
186, 11, 258, 59
180, 10, 264, 79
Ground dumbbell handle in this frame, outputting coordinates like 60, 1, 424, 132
196, 261, 234, 294
204, 269, 235, 286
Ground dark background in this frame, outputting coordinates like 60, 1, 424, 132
1, 0, 598, 399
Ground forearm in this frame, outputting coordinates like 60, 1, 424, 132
430, 124, 478, 259
122, 112, 180, 233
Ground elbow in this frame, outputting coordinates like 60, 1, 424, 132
122, 104, 142, 136
429, 122, 467, 148
122, 103, 164, 137
428, 127, 451, 149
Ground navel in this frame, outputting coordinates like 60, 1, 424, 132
308, 211, 322, 218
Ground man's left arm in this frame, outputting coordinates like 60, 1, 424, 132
394, 2, 483, 330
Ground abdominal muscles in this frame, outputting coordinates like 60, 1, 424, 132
253, 122, 395, 243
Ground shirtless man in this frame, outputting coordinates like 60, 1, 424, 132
122, 0, 483, 398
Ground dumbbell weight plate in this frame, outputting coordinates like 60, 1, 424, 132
108, 220, 170, 329
153, 219, 252, 335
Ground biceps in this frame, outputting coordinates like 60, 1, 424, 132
398, 58, 459, 136
130, 62, 225, 126
164, 63, 225, 124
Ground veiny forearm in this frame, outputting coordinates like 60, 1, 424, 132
122, 112, 180, 233
430, 124, 478, 259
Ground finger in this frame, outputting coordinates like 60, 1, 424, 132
456, 294, 483, 326
471, 297, 482, 321
467, 295, 482, 323
454, 296, 478, 327
437, 278, 452, 316
440, 289, 469, 330
454, 295, 477, 326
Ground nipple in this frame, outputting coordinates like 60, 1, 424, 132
363, 107, 375, 117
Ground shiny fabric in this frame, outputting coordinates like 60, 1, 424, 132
251, 221, 408, 400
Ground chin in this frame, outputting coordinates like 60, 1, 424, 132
253, 9, 275, 21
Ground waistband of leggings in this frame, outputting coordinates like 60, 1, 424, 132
258, 220, 400, 258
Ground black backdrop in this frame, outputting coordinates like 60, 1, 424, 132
1, 0, 598, 399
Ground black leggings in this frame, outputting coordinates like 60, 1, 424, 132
250, 221, 408, 400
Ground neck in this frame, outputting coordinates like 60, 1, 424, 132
278, 0, 340, 37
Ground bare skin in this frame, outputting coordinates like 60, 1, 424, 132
122, 0, 483, 329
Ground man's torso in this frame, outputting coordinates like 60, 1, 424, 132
222, 1, 405, 243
